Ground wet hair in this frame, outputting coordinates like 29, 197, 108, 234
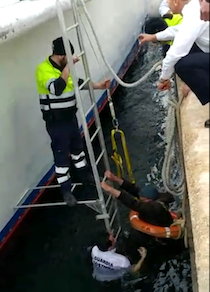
95, 232, 113, 252
145, 17, 168, 34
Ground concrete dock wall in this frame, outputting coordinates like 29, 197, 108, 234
179, 81, 209, 292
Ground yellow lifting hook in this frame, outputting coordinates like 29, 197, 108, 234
111, 129, 135, 184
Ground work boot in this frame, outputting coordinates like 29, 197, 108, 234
63, 191, 77, 207
205, 119, 210, 128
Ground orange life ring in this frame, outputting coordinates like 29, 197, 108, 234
129, 210, 181, 239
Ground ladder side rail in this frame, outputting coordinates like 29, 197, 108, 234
71, 1, 110, 171
72, 0, 121, 232
56, 0, 111, 232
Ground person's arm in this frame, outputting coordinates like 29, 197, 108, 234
131, 247, 147, 273
139, 34, 157, 45
78, 78, 111, 90
120, 179, 140, 198
101, 182, 144, 213
139, 25, 179, 45
92, 79, 110, 90
160, 18, 205, 81
47, 56, 80, 96
156, 25, 179, 41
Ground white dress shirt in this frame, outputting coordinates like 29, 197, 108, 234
158, 0, 210, 80
159, 0, 170, 17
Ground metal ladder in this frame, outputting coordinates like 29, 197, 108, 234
15, 0, 121, 237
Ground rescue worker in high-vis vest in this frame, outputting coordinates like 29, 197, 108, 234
35, 37, 110, 207
139, 13, 183, 56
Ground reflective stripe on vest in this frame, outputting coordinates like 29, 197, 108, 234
35, 57, 75, 111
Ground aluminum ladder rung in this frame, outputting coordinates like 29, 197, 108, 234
77, 50, 85, 58
25, 183, 82, 191
115, 226, 122, 240
96, 213, 110, 220
110, 209, 118, 227
15, 183, 82, 207
85, 103, 96, 117
105, 194, 112, 207
91, 126, 101, 142
14, 199, 99, 209
66, 23, 79, 31
96, 149, 105, 166
79, 77, 91, 90
108, 199, 114, 215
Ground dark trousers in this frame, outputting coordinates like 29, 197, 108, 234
46, 115, 88, 194
175, 44, 210, 105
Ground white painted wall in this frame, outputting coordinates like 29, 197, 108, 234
0, 0, 159, 232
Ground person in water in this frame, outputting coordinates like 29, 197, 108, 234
91, 231, 147, 282
101, 170, 174, 227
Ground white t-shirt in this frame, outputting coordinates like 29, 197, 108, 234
159, 0, 210, 80
91, 246, 131, 282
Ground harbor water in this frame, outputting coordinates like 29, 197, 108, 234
0, 44, 192, 292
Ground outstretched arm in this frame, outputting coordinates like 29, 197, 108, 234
131, 247, 147, 273
101, 182, 143, 213
80, 78, 111, 90
92, 79, 111, 90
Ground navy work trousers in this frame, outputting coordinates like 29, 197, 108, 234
175, 44, 209, 105
46, 115, 88, 195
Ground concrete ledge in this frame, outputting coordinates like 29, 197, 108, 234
179, 82, 209, 292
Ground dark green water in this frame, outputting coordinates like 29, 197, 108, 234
0, 44, 192, 292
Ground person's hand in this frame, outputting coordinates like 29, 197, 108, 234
138, 247, 147, 259
92, 79, 111, 90
200, 0, 210, 21
73, 55, 80, 64
139, 34, 156, 45
101, 181, 113, 193
98, 78, 111, 89
157, 79, 171, 91
108, 230, 116, 244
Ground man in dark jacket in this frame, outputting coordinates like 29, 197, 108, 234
101, 170, 174, 227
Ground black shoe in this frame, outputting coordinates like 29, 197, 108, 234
205, 119, 210, 128
63, 192, 77, 207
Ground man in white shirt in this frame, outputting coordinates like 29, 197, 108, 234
140, 0, 209, 127
91, 232, 147, 282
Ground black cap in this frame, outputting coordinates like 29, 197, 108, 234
52, 37, 75, 55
